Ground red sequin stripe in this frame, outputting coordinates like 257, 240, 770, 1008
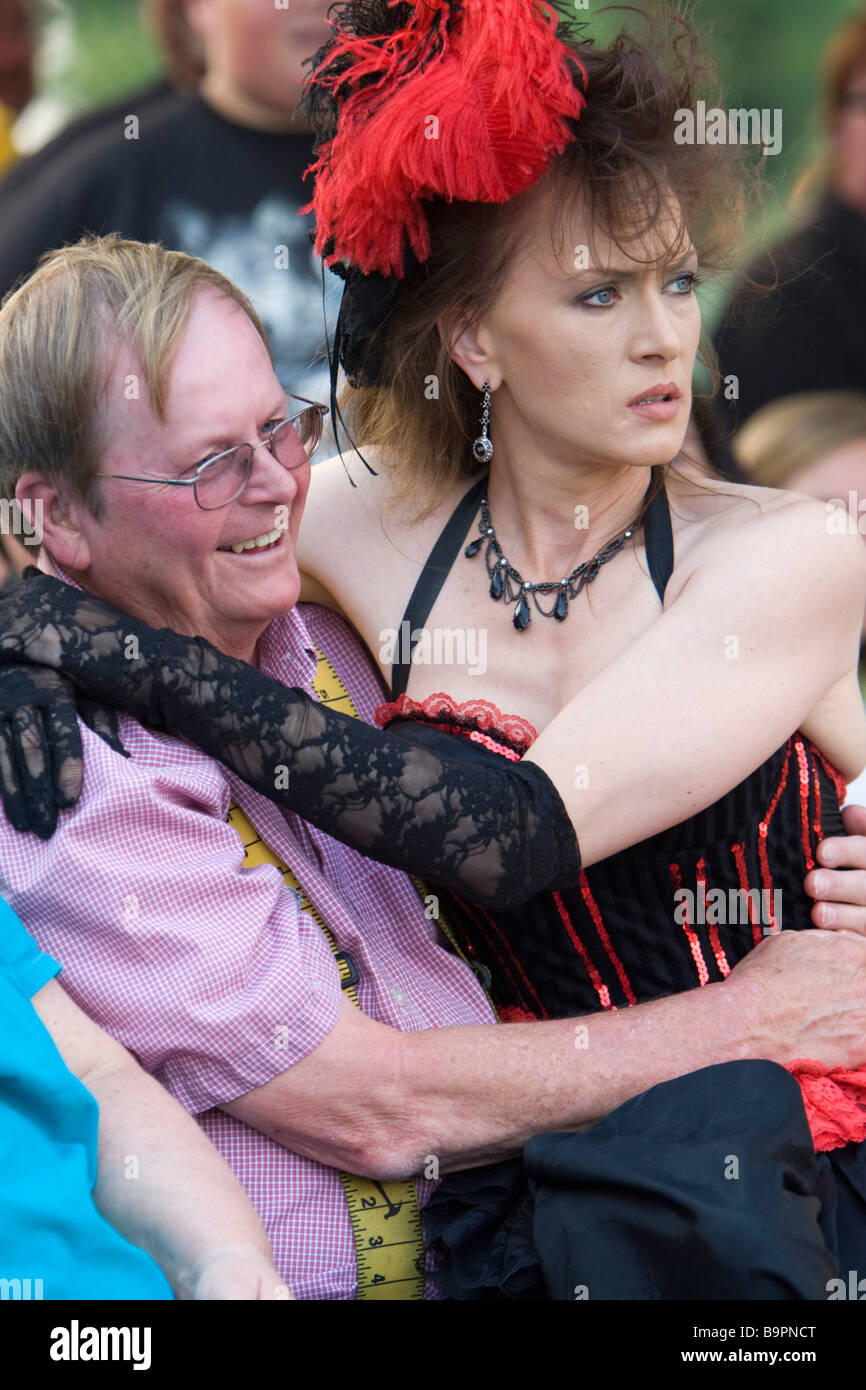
669, 862, 710, 986
756, 739, 791, 934
804, 736, 848, 805
696, 857, 731, 978
794, 735, 815, 872
731, 842, 763, 946
812, 756, 823, 849
552, 891, 614, 1010
468, 729, 521, 762
578, 873, 637, 1005
396, 719, 523, 761
456, 897, 551, 1020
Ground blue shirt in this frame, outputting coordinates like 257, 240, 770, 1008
0, 897, 173, 1299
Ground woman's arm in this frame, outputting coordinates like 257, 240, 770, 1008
32, 977, 288, 1300
524, 495, 866, 866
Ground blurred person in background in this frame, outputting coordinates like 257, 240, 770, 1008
0, 0, 35, 174
0, 0, 205, 190
709, 9, 866, 470
733, 390, 866, 804
0, 0, 341, 403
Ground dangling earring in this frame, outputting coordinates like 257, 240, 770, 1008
472, 381, 493, 464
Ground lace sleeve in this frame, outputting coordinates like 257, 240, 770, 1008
154, 637, 582, 909
0, 571, 582, 907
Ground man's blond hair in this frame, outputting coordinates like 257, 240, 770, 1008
0, 233, 270, 515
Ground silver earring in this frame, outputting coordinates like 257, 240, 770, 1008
472, 381, 493, 464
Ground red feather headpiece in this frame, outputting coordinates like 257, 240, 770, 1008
301, 0, 587, 279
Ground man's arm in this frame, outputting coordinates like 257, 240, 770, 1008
224, 926, 866, 1180
14, 721, 866, 1192
32, 977, 288, 1300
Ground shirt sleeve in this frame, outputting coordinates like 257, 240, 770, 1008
0, 896, 61, 1000
0, 721, 344, 1114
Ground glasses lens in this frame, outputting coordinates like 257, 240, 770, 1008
194, 446, 253, 510
272, 409, 322, 469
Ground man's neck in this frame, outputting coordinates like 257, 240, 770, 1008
198, 75, 311, 134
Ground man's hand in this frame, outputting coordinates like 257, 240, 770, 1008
180, 1245, 293, 1301
727, 926, 866, 1068
805, 803, 866, 931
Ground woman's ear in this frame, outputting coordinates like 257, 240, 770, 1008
436, 312, 503, 392
15, 472, 92, 572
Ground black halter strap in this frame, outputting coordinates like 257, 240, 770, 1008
643, 472, 675, 609
389, 469, 675, 699
390, 474, 489, 699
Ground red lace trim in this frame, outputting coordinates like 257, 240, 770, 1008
375, 692, 538, 753
786, 1059, 866, 1152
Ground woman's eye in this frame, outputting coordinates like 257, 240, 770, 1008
667, 271, 701, 294
580, 284, 619, 308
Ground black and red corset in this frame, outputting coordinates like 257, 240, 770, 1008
376, 692, 866, 1152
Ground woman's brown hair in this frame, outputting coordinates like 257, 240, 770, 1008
341, 4, 762, 518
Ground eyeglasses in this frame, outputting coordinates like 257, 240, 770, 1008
95, 394, 328, 511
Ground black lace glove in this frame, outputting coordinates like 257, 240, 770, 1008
0, 570, 582, 907
0, 664, 127, 838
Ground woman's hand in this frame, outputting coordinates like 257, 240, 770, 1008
0, 663, 127, 837
807, 803, 866, 933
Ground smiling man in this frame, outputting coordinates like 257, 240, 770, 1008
4, 236, 866, 1299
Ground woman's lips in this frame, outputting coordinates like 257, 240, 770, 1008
628, 397, 681, 421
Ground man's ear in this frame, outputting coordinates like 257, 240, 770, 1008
182, 0, 213, 43
15, 472, 93, 572
436, 313, 503, 392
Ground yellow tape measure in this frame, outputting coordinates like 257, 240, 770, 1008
226, 648, 426, 1300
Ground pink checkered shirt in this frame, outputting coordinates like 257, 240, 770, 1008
0, 574, 495, 1299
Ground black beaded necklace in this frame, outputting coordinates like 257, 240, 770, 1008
464, 481, 650, 631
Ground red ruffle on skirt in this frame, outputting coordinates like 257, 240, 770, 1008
786, 1058, 866, 1152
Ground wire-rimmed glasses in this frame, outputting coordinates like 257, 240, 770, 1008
95, 394, 328, 510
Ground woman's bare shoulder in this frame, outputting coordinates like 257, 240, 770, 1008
667, 470, 865, 579
297, 449, 478, 619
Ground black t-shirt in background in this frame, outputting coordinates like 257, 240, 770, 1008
707, 192, 866, 472
0, 93, 342, 401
